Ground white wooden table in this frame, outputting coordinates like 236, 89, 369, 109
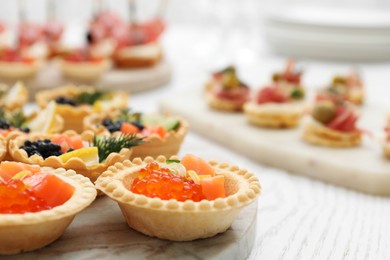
128, 25, 390, 260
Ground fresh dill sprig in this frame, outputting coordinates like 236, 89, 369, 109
7, 111, 27, 128
117, 108, 141, 123
93, 134, 144, 163
76, 91, 105, 105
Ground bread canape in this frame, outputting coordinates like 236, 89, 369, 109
83, 109, 189, 159
0, 161, 96, 255
95, 154, 261, 241
0, 48, 41, 79
35, 85, 128, 133
57, 48, 111, 81
8, 130, 142, 184
317, 70, 364, 105
112, 19, 165, 68
244, 82, 305, 128
205, 66, 250, 112
302, 99, 361, 147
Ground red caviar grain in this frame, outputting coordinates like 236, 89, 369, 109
0, 179, 51, 214
129, 162, 206, 202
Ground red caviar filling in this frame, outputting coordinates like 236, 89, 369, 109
129, 162, 205, 202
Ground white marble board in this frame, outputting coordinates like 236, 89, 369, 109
6, 196, 257, 260
160, 91, 390, 196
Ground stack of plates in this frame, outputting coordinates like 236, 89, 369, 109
264, 5, 390, 61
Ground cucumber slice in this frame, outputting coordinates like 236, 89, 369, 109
141, 114, 180, 131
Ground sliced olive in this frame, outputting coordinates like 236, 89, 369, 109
312, 101, 336, 124
272, 73, 282, 82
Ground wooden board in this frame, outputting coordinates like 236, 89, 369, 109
160, 90, 390, 196
0, 61, 172, 100
11, 196, 257, 260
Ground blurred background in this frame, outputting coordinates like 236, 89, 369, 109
0, 0, 390, 107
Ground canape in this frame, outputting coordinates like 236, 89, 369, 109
205, 66, 250, 112
35, 85, 128, 133
302, 99, 361, 147
95, 154, 261, 241
83, 109, 189, 158
244, 82, 305, 128
8, 130, 142, 183
0, 48, 41, 79
317, 70, 364, 105
0, 161, 96, 255
57, 49, 111, 80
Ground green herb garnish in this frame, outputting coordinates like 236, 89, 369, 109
0, 109, 27, 128
290, 88, 304, 100
93, 134, 144, 163
117, 109, 141, 124
76, 91, 105, 105
166, 159, 180, 164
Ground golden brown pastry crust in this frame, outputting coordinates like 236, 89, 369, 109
243, 102, 303, 128
302, 118, 361, 147
0, 81, 28, 111
113, 43, 163, 68
35, 85, 128, 133
205, 91, 244, 112
8, 130, 133, 183
83, 112, 189, 159
0, 168, 96, 255
0, 61, 40, 79
57, 58, 111, 80
95, 155, 261, 241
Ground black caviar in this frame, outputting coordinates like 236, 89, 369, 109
101, 118, 144, 133
20, 139, 63, 159
55, 96, 77, 106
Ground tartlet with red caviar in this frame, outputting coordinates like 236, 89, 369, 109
95, 154, 261, 241
57, 49, 111, 80
317, 70, 364, 105
35, 85, 128, 133
83, 109, 189, 159
302, 99, 361, 147
8, 130, 142, 183
0, 162, 96, 255
244, 82, 305, 128
205, 66, 250, 112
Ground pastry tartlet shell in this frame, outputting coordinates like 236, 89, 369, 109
57, 58, 111, 80
0, 81, 28, 111
83, 112, 189, 159
95, 155, 261, 241
35, 85, 128, 133
302, 118, 361, 147
0, 61, 40, 79
8, 130, 133, 183
0, 168, 97, 255
243, 102, 303, 128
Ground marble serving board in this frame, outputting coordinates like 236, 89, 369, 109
160, 91, 390, 196
8, 196, 257, 260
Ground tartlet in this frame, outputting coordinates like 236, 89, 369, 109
35, 85, 128, 133
272, 59, 304, 89
0, 135, 6, 161
95, 155, 261, 241
83, 110, 189, 159
0, 48, 41, 79
205, 66, 250, 112
302, 99, 361, 147
0, 167, 96, 255
244, 82, 305, 128
0, 81, 28, 111
8, 130, 134, 183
